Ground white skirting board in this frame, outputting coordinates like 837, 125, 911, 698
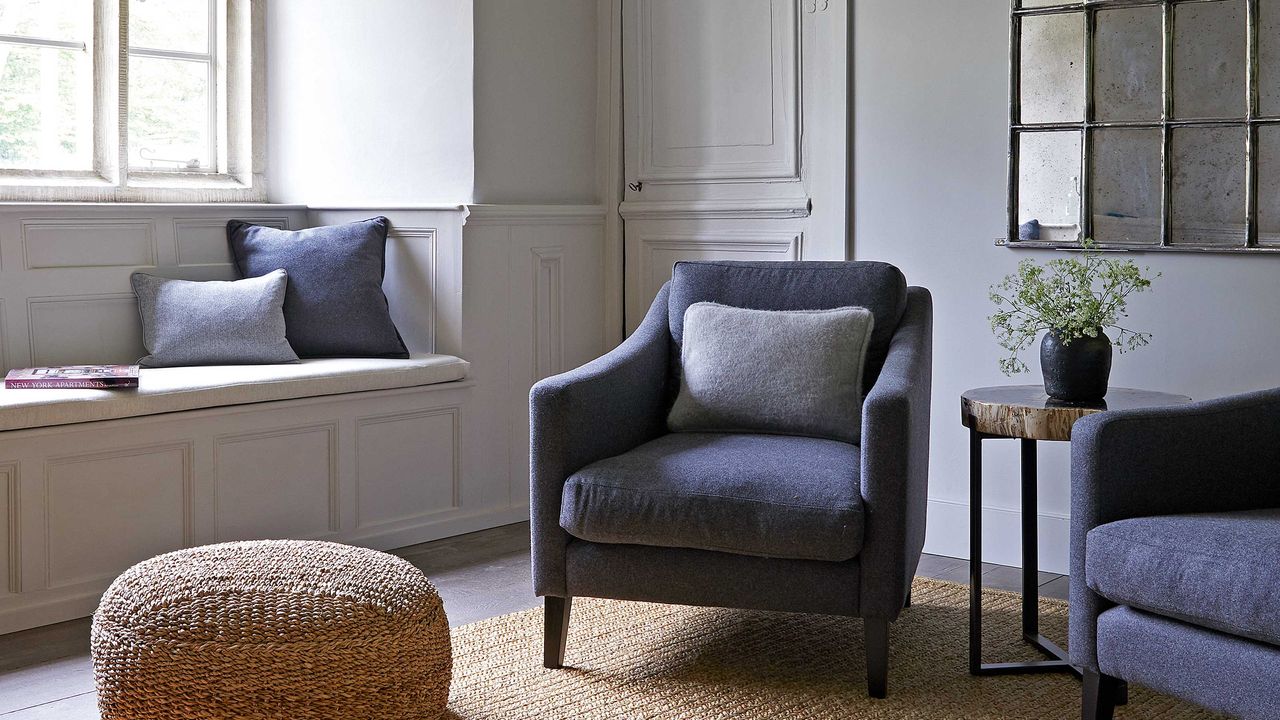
922, 498, 1070, 576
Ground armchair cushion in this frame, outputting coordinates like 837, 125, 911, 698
1086, 509, 1280, 647
559, 432, 864, 562
668, 261, 907, 390
668, 303, 874, 443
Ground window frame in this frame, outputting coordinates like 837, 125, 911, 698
0, 0, 264, 202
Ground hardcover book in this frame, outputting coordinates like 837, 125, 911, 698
4, 365, 141, 390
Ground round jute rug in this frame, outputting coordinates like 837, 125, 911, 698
444, 577, 1218, 719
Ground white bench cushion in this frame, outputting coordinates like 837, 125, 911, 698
0, 354, 469, 432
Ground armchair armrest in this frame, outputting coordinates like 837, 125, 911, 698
529, 283, 672, 596
858, 287, 933, 618
1069, 386, 1280, 669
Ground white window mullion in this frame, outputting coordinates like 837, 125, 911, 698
206, 0, 218, 174
113, 0, 128, 189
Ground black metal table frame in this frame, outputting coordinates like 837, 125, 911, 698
968, 428, 1079, 677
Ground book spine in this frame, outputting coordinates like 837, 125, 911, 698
4, 379, 138, 389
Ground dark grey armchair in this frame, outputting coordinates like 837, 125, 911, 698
529, 260, 932, 698
1070, 387, 1280, 720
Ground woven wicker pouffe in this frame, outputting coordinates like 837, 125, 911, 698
91, 540, 451, 720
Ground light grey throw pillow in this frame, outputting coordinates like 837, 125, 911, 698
667, 302, 875, 444
131, 270, 299, 368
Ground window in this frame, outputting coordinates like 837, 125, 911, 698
0, 0, 262, 201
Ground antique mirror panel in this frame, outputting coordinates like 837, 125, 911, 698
1017, 131, 1083, 243
1170, 126, 1248, 246
1020, 12, 1086, 124
1094, 5, 1162, 122
1091, 128, 1163, 245
1172, 0, 1247, 120
1009, 0, 1276, 253
1257, 125, 1280, 245
1260, 0, 1280, 115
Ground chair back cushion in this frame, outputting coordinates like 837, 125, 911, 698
667, 302, 874, 443
668, 261, 908, 390
1087, 509, 1280, 647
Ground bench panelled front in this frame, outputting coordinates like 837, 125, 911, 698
0, 378, 477, 633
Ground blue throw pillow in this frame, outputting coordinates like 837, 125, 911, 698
228, 217, 408, 358
131, 270, 299, 368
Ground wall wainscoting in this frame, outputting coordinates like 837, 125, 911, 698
462, 204, 608, 509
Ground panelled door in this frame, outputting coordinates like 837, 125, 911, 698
619, 0, 848, 330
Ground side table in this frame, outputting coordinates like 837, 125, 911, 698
960, 386, 1192, 677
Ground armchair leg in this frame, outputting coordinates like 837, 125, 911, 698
1082, 669, 1122, 720
864, 618, 890, 699
543, 596, 572, 669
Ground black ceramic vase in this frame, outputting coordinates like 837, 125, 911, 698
1040, 330, 1113, 402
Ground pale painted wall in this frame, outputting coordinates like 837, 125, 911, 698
472, 0, 600, 204
854, 0, 1280, 572
264, 0, 475, 205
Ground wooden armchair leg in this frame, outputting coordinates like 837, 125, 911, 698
543, 596, 572, 669
864, 618, 890, 699
1082, 669, 1122, 720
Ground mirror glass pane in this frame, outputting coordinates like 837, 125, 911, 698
1095, 6, 1162, 122
1257, 126, 1280, 246
1020, 12, 1085, 124
1171, 127, 1247, 246
1173, 0, 1247, 119
1018, 131, 1082, 243
1091, 128, 1162, 245
1260, 0, 1280, 116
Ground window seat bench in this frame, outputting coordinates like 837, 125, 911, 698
0, 354, 470, 432
0, 352, 490, 635
0, 205, 545, 637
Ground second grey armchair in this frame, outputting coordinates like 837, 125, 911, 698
1070, 387, 1280, 720
529, 260, 933, 698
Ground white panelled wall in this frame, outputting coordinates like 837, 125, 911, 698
462, 205, 608, 508
618, 0, 849, 330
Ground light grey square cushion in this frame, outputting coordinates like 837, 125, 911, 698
131, 270, 299, 368
667, 302, 875, 444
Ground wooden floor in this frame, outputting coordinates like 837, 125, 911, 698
0, 523, 1068, 718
